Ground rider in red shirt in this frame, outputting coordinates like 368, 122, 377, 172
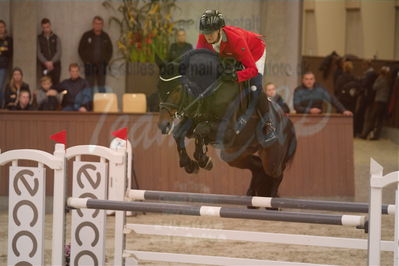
196, 10, 276, 144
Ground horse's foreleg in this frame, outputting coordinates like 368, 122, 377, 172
193, 137, 213, 170
192, 121, 214, 170
177, 146, 199, 174
173, 120, 199, 174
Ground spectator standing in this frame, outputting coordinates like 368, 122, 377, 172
4, 67, 30, 110
387, 68, 399, 118
354, 60, 378, 136
37, 18, 62, 85
167, 29, 193, 61
56, 63, 92, 112
33, 76, 59, 110
333, 57, 344, 90
360, 66, 391, 140
264, 82, 290, 113
294, 71, 352, 116
334, 61, 361, 114
78, 16, 113, 93
0, 20, 13, 108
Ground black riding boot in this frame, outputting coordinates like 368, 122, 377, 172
257, 92, 277, 145
234, 74, 277, 144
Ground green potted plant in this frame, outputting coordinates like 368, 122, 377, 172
103, 0, 192, 95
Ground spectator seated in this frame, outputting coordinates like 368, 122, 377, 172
294, 71, 352, 116
56, 63, 92, 112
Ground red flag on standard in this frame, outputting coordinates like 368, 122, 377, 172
112, 127, 128, 140
50, 130, 66, 145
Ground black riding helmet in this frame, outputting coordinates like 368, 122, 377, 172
199, 10, 225, 34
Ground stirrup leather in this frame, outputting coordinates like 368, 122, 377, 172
235, 116, 248, 134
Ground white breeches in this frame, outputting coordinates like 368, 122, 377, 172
255, 48, 266, 75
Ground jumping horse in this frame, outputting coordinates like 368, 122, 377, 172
157, 49, 297, 198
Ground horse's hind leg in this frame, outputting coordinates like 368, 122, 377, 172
221, 152, 267, 197
271, 174, 283, 197
260, 174, 283, 197
258, 148, 285, 197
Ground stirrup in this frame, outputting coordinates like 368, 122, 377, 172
264, 121, 276, 133
262, 122, 277, 144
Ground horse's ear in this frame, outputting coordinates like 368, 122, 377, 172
155, 53, 166, 68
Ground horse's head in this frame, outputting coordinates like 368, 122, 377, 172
156, 49, 233, 135
156, 56, 186, 134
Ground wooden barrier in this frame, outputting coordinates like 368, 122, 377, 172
0, 111, 354, 197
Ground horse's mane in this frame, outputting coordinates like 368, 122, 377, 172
179, 49, 223, 98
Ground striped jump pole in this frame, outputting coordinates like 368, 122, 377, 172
67, 197, 366, 227
128, 189, 395, 215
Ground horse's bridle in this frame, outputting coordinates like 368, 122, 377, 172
159, 75, 187, 119
159, 74, 223, 120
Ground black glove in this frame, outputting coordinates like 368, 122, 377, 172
220, 56, 238, 81
221, 69, 237, 81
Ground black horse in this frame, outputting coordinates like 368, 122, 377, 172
157, 49, 297, 197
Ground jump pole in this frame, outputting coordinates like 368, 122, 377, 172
127, 189, 395, 215
67, 197, 366, 227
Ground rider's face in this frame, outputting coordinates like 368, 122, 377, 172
204, 30, 220, 44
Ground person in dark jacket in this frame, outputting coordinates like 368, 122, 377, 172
354, 60, 378, 136
56, 63, 92, 111
360, 66, 391, 140
33, 75, 60, 110
78, 16, 113, 93
37, 18, 62, 85
318, 51, 339, 80
10, 89, 34, 111
294, 71, 352, 116
264, 82, 290, 113
333, 57, 344, 90
0, 20, 13, 108
387, 68, 399, 117
334, 61, 361, 114
4, 67, 30, 110
167, 29, 193, 61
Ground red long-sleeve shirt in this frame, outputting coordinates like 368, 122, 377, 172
196, 25, 265, 82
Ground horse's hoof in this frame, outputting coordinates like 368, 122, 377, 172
203, 158, 213, 170
246, 190, 256, 197
198, 156, 213, 170
184, 161, 199, 174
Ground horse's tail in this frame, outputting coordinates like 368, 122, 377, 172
285, 121, 297, 168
